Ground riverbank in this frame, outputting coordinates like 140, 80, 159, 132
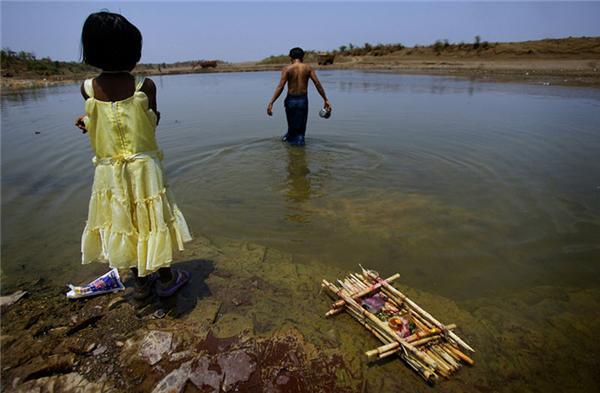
2, 58, 599, 92
3, 37, 599, 90
2, 233, 599, 392
2, 57, 599, 91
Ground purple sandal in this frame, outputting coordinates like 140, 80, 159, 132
156, 269, 190, 298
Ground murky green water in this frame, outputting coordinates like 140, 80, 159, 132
2, 71, 600, 391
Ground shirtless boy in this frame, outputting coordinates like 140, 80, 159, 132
267, 47, 332, 146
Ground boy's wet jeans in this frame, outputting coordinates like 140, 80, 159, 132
283, 94, 308, 146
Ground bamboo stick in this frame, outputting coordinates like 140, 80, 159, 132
444, 344, 475, 366
404, 356, 439, 385
411, 316, 431, 332
325, 307, 345, 317
406, 324, 456, 342
428, 348, 453, 372
361, 268, 474, 353
350, 273, 367, 286
337, 279, 356, 296
366, 342, 399, 360
345, 304, 396, 345
349, 274, 368, 290
328, 273, 400, 310
441, 343, 462, 362
328, 281, 440, 385
322, 280, 438, 370
323, 281, 398, 343
432, 346, 459, 371
406, 328, 440, 343
411, 335, 443, 347
425, 349, 451, 377
369, 324, 461, 360
366, 325, 446, 359
375, 343, 439, 384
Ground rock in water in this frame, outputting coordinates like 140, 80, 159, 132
0, 290, 27, 307
151, 360, 192, 393
218, 350, 256, 391
188, 355, 222, 392
139, 331, 172, 365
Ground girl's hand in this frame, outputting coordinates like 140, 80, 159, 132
75, 115, 87, 134
267, 103, 273, 116
324, 100, 332, 110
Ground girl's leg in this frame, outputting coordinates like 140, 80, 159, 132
131, 267, 155, 299
158, 267, 173, 283
131, 267, 149, 284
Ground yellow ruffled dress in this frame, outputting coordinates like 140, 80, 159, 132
81, 76, 192, 277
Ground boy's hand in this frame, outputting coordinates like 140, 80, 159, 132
267, 103, 273, 116
74, 115, 88, 134
324, 100, 332, 110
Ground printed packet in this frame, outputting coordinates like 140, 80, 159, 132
66, 268, 125, 299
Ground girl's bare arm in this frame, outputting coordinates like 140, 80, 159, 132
141, 78, 161, 125
75, 82, 89, 133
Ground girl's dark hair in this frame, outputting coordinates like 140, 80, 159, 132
289, 47, 304, 60
81, 12, 142, 71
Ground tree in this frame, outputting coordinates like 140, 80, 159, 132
339, 45, 347, 53
474, 35, 481, 49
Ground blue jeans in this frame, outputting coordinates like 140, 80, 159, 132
283, 94, 308, 145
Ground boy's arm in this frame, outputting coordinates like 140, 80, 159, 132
141, 78, 161, 125
309, 67, 331, 110
267, 68, 288, 116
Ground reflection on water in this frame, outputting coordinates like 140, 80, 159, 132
285, 146, 312, 223
286, 146, 312, 223
286, 146, 311, 203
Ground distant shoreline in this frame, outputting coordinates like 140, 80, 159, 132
2, 59, 599, 91
4, 37, 600, 90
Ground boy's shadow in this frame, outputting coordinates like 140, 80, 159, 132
126, 259, 214, 319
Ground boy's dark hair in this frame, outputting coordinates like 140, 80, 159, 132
289, 47, 305, 60
81, 11, 142, 71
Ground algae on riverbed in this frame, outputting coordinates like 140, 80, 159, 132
2, 234, 599, 392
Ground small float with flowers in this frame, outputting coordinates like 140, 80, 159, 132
321, 266, 475, 385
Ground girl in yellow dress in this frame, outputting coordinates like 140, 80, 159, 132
75, 12, 192, 299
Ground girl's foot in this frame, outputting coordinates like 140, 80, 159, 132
156, 269, 190, 298
132, 272, 158, 300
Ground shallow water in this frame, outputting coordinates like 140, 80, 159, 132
2, 71, 600, 390
2, 71, 599, 297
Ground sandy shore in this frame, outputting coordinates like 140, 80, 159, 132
335, 58, 600, 87
2, 58, 599, 91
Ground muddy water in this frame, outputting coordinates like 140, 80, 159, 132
2, 71, 600, 391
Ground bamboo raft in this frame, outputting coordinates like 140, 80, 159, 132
322, 266, 475, 385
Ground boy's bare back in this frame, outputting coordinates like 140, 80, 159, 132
284, 63, 313, 95
267, 47, 330, 118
